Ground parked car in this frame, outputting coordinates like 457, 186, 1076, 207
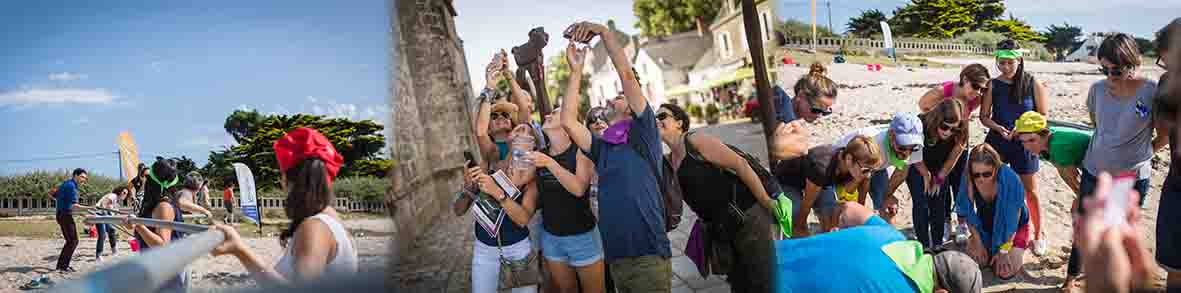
743, 93, 761, 122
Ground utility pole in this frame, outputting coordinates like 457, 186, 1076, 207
810, 0, 816, 51
827, 1, 833, 34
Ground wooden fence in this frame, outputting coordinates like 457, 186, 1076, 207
781, 37, 990, 54
0, 196, 387, 216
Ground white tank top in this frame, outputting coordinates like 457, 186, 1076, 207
273, 214, 358, 280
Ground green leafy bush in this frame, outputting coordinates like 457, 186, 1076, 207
332, 176, 390, 202
687, 103, 703, 119
0, 170, 123, 200
705, 103, 720, 118
956, 31, 1007, 50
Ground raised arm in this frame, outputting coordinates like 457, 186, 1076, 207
917, 87, 946, 113
689, 134, 775, 212
574, 22, 646, 114
474, 98, 497, 159
559, 42, 594, 151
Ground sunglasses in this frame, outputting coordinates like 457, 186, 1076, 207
490, 112, 512, 120
656, 111, 672, 121
805, 98, 833, 116
970, 171, 994, 179
1099, 65, 1132, 77
969, 82, 988, 93
938, 122, 958, 131
1159, 57, 1166, 70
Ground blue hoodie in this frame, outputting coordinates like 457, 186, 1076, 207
956, 165, 1029, 255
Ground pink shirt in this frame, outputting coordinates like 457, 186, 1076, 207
942, 81, 980, 115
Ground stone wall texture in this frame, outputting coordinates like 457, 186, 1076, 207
389, 0, 476, 263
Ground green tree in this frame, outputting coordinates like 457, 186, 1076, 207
886, 0, 1008, 39
203, 111, 390, 190
172, 156, 198, 177
633, 0, 721, 37
545, 49, 590, 114
1134, 37, 1155, 55
1041, 22, 1083, 60
984, 16, 1046, 43
778, 19, 838, 40
224, 109, 265, 144
846, 9, 887, 38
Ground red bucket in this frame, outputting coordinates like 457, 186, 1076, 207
128, 239, 140, 252
88, 225, 97, 238
875, 64, 883, 71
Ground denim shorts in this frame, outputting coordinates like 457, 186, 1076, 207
784, 185, 837, 217
986, 132, 1040, 175
540, 226, 604, 267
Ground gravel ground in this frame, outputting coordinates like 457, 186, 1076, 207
0, 218, 394, 292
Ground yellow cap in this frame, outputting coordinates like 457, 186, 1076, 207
1015, 111, 1048, 134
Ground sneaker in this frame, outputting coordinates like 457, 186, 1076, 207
1033, 239, 1049, 256
96, 255, 103, 262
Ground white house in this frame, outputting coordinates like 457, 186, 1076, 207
1066, 32, 1108, 63
685, 0, 776, 104
633, 31, 712, 106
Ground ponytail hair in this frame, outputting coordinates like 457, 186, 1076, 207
793, 63, 838, 104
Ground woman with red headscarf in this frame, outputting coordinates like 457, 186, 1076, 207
211, 127, 358, 284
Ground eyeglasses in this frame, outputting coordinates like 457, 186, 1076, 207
849, 157, 874, 175
490, 112, 512, 120
970, 171, 994, 179
805, 98, 832, 116
895, 144, 920, 153
1099, 65, 1133, 77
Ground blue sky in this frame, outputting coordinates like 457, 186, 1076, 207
779, 0, 1179, 39
0, 1, 390, 178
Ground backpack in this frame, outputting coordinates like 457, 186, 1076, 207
682, 131, 783, 201
627, 122, 685, 232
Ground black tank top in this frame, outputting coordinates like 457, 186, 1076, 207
676, 136, 758, 223
537, 146, 597, 236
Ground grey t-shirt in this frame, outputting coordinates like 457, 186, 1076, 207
1084, 79, 1159, 179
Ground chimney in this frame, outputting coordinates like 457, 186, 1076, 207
696, 17, 709, 37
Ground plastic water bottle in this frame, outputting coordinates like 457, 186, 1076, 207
955, 222, 971, 245
511, 134, 535, 171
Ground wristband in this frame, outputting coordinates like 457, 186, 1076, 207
999, 241, 1013, 254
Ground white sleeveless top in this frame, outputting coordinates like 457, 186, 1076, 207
274, 214, 358, 280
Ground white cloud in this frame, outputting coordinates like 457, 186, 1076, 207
48, 72, 87, 81
0, 88, 117, 107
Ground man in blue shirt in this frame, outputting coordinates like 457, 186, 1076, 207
775, 202, 983, 292
562, 22, 673, 292
54, 168, 91, 273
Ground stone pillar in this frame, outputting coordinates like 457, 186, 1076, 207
390, 0, 476, 264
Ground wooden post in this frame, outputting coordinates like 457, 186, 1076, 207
742, 0, 778, 165
810, 0, 817, 52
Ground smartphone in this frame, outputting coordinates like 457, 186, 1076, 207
1104, 173, 1136, 228
463, 151, 478, 169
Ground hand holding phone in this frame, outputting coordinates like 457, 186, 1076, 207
464, 151, 478, 169
1103, 173, 1135, 229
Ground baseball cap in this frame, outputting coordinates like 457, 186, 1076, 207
890, 112, 924, 147
1014, 111, 1048, 134
933, 250, 983, 293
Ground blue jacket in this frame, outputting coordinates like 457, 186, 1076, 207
956, 165, 1029, 255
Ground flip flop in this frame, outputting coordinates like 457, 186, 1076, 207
19, 280, 43, 290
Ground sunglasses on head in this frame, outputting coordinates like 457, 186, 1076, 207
490, 112, 512, 120
970, 170, 994, 179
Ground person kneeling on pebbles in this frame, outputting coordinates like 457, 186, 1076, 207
956, 144, 1031, 280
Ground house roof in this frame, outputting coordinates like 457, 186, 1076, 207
691, 45, 719, 73
640, 31, 711, 71
589, 29, 635, 74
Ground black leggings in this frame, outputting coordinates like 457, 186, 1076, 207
55, 211, 79, 269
